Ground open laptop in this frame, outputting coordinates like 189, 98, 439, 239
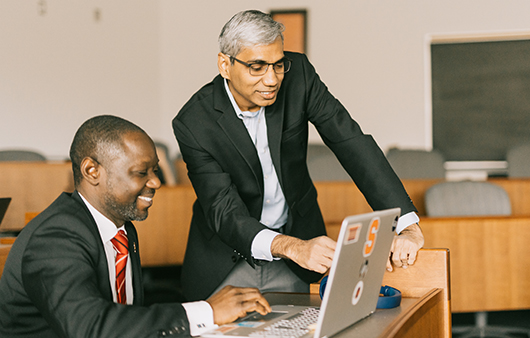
0, 198, 11, 227
200, 208, 400, 338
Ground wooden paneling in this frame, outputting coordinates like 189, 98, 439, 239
133, 186, 196, 266
315, 178, 530, 222
0, 162, 74, 230
421, 216, 530, 313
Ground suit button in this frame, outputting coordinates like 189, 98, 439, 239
232, 255, 238, 262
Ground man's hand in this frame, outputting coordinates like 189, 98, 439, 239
386, 222, 424, 271
271, 235, 336, 273
206, 286, 271, 325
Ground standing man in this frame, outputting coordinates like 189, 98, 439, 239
173, 10, 424, 301
0, 115, 270, 337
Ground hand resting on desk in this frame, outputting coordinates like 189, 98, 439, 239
386, 222, 424, 271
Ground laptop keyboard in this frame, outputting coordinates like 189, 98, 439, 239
249, 307, 320, 338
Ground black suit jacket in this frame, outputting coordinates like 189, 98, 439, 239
173, 52, 417, 301
0, 191, 190, 338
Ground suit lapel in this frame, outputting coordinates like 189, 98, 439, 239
71, 191, 114, 301
125, 222, 144, 305
265, 96, 285, 187
214, 77, 264, 190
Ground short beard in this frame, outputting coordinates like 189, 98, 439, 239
104, 193, 148, 222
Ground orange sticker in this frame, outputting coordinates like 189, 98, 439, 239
363, 218, 380, 257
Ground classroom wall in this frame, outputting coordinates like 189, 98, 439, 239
1, 1, 530, 160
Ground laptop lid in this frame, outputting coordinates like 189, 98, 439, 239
0, 198, 11, 226
200, 208, 400, 338
315, 207, 400, 338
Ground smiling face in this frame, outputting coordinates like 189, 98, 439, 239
97, 131, 161, 226
218, 37, 285, 112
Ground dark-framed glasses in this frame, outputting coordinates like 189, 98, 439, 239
227, 55, 292, 76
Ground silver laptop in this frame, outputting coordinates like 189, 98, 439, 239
200, 208, 400, 338
0, 198, 11, 227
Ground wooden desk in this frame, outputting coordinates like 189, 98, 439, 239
264, 289, 444, 338
420, 216, 530, 313
0, 162, 74, 230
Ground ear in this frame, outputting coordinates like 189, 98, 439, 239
218, 53, 231, 80
80, 157, 102, 186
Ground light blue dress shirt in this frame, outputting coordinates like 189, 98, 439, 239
223, 80, 419, 262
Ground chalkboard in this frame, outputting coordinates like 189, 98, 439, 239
431, 39, 530, 161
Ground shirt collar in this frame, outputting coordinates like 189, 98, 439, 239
78, 192, 126, 243
223, 78, 264, 119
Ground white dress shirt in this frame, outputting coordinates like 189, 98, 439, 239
224, 80, 419, 262
78, 193, 214, 336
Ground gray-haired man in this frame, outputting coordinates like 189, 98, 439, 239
173, 10, 424, 301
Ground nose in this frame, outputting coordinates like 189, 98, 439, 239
261, 65, 279, 86
147, 170, 162, 190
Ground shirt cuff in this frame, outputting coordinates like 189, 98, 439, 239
251, 229, 281, 261
395, 212, 420, 234
182, 301, 216, 336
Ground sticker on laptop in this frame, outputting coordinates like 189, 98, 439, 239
344, 223, 362, 245
352, 280, 364, 305
363, 217, 380, 257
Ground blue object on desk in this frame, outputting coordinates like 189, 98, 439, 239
319, 276, 401, 309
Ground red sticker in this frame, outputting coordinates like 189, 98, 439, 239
352, 280, 364, 305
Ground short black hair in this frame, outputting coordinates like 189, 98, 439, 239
69, 115, 145, 186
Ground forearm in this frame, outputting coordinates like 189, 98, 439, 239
270, 234, 336, 274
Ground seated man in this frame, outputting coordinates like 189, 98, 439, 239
0, 115, 270, 337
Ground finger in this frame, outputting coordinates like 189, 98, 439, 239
392, 251, 403, 266
255, 296, 271, 313
386, 257, 393, 272
400, 259, 408, 269
407, 249, 418, 265
236, 289, 267, 304
254, 301, 271, 315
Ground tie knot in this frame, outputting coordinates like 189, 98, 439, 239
111, 230, 128, 255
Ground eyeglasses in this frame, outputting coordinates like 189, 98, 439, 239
227, 55, 292, 76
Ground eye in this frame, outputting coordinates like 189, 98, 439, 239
273, 62, 285, 70
250, 63, 266, 72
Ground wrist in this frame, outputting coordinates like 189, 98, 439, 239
271, 234, 299, 259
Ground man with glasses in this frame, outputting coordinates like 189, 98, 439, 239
173, 10, 424, 301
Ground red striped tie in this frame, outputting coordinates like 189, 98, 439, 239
111, 230, 128, 304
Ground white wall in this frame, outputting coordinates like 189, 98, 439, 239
0, 1, 160, 160
2, 1, 530, 159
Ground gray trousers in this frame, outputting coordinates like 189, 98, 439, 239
210, 259, 309, 297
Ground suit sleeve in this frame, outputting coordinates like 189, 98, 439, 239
22, 213, 192, 338
296, 53, 417, 215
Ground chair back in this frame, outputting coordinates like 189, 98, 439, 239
307, 144, 350, 181
425, 181, 511, 217
154, 142, 177, 186
386, 148, 445, 179
0, 150, 46, 162
507, 143, 530, 177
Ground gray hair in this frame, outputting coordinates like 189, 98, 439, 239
219, 10, 285, 57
